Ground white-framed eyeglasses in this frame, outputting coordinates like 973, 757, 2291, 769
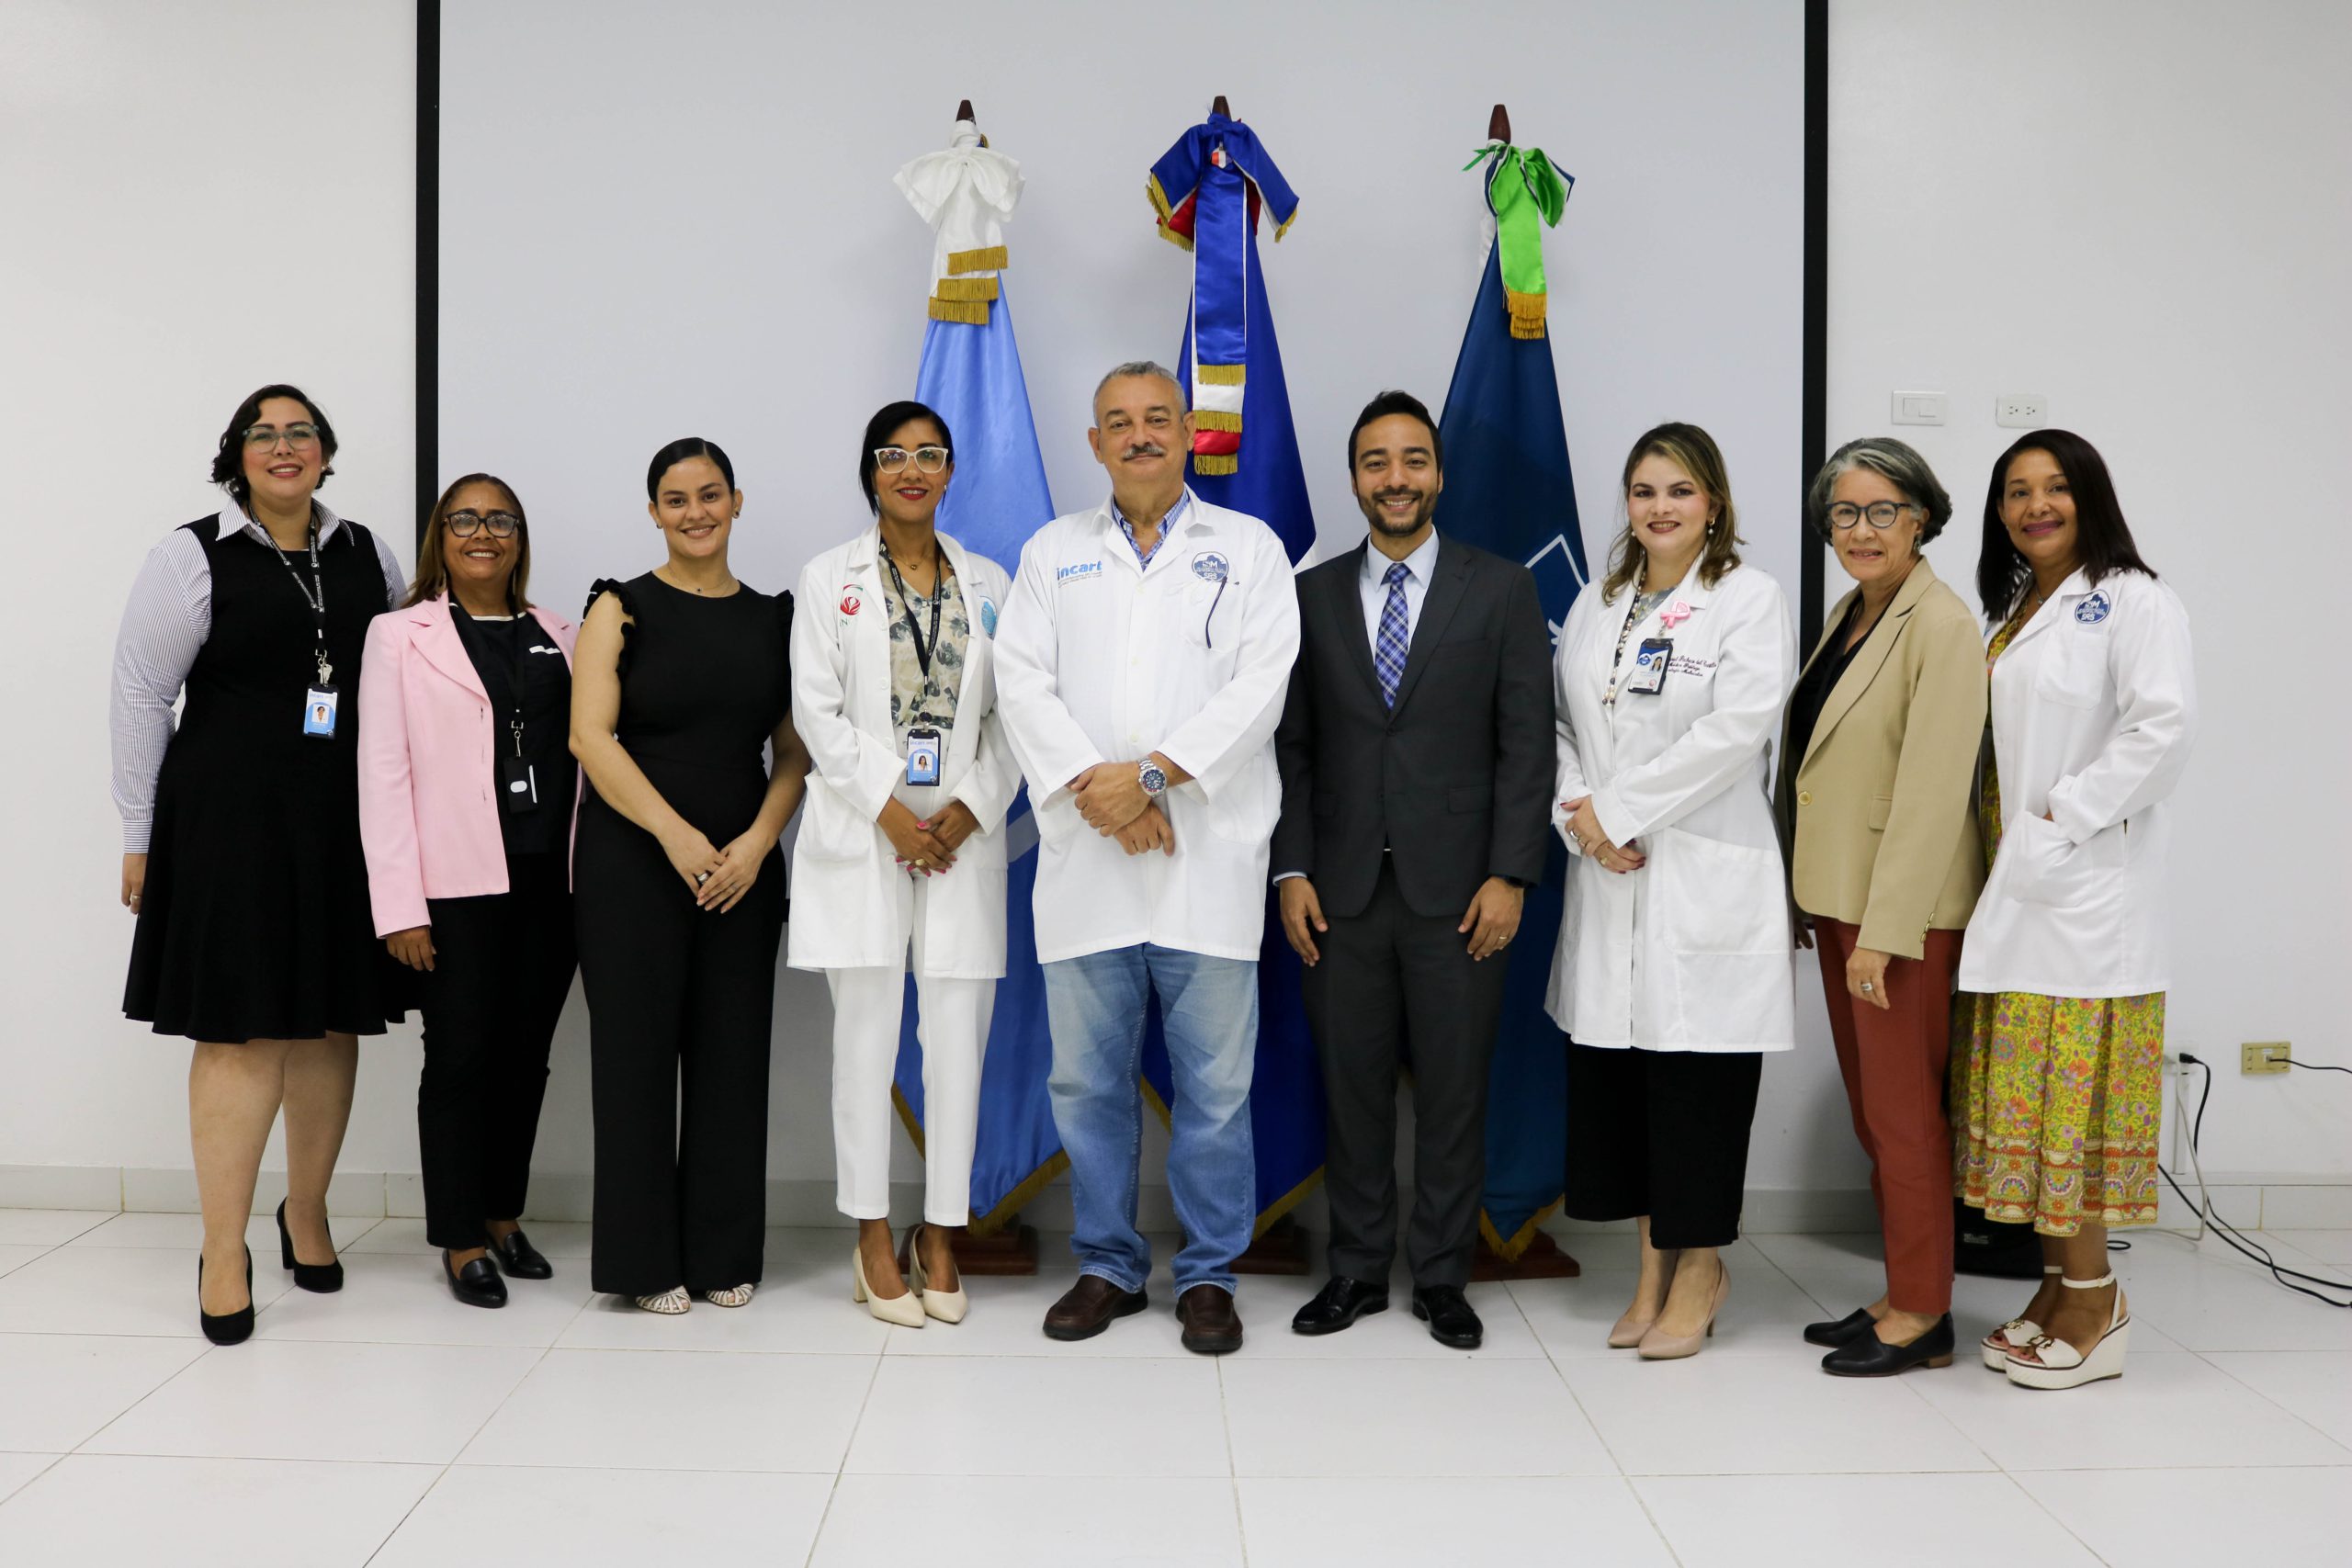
243, 423, 322, 452
874, 446, 950, 475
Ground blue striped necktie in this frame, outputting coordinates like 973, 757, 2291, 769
1375, 559, 1410, 709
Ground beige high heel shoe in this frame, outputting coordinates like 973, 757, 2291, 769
905, 1223, 968, 1325
1637, 1262, 1729, 1360
1982, 1265, 2064, 1370
1608, 1249, 1680, 1348
854, 1237, 925, 1328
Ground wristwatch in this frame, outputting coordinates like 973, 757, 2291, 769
1137, 759, 1169, 798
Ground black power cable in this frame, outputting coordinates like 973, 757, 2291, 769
2283, 1057, 2352, 1077
2149, 1055, 2350, 1309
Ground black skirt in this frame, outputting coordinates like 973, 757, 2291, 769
123, 516, 408, 1042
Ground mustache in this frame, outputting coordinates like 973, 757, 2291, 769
1122, 442, 1168, 460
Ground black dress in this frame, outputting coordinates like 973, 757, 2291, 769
125, 516, 405, 1042
574, 572, 793, 1296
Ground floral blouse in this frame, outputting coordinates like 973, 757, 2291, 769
878, 542, 969, 744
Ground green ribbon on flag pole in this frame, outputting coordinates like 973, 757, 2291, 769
1464, 142, 1569, 338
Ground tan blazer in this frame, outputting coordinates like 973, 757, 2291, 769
1773, 557, 1985, 959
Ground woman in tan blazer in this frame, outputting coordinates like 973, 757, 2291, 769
1775, 437, 1985, 1378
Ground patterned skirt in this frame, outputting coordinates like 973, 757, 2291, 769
1949, 989, 2165, 1235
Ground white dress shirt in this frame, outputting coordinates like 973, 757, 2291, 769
110, 503, 405, 851
993, 489, 1302, 964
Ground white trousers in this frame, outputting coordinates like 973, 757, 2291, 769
824, 875, 995, 1225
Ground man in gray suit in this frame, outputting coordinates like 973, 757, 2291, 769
1272, 389, 1554, 1349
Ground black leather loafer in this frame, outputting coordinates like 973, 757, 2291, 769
1803, 1307, 1879, 1348
1411, 1285, 1484, 1350
1291, 1276, 1389, 1337
443, 1250, 509, 1310
1821, 1313, 1955, 1377
489, 1229, 554, 1280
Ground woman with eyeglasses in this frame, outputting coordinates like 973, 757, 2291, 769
788, 401, 1019, 1326
112, 384, 409, 1344
358, 476, 578, 1308
571, 436, 809, 1314
1775, 438, 1986, 1377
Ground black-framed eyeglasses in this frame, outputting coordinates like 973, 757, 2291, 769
447, 510, 521, 538
874, 446, 950, 475
1826, 501, 1920, 531
242, 423, 322, 451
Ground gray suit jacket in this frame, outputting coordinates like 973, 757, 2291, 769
1273, 535, 1555, 919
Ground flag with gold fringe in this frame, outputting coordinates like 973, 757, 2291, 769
1437, 134, 1586, 1261
887, 116, 1066, 1236
1140, 107, 1325, 1238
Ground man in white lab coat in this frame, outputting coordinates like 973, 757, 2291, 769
993, 361, 1302, 1354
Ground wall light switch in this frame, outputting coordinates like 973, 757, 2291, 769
1891, 391, 1947, 426
1996, 392, 2049, 428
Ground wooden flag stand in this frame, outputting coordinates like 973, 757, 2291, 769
1473, 1227, 1581, 1281
940, 1220, 1041, 1277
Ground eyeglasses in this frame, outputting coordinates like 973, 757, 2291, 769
874, 446, 950, 475
1826, 501, 1920, 531
243, 423, 322, 452
446, 510, 521, 538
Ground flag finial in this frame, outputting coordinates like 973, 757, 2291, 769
1211, 94, 1230, 118
956, 98, 974, 123
1488, 103, 1511, 142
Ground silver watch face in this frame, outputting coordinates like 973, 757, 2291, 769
1139, 762, 1168, 795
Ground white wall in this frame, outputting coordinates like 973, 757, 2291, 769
1826, 0, 2352, 1179
0, 0, 418, 1190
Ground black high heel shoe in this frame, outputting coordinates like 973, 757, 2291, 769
277, 1200, 344, 1293
198, 1246, 255, 1346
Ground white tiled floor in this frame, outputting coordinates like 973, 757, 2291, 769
0, 1214, 2344, 1564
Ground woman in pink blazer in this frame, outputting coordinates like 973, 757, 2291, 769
358, 475, 579, 1309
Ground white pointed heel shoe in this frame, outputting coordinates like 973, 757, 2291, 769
854, 1238, 925, 1328
2005, 1273, 2129, 1390
1982, 1265, 2064, 1370
906, 1223, 968, 1325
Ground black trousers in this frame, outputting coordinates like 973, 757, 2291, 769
1303, 860, 1507, 1289
1564, 1041, 1762, 1249
575, 804, 784, 1297
415, 854, 574, 1250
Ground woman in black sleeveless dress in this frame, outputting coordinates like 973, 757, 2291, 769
570, 437, 808, 1313
110, 385, 408, 1344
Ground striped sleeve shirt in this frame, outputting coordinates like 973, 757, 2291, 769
109, 503, 407, 852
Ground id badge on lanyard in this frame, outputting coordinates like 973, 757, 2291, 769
905, 728, 943, 787
1623, 637, 1673, 696
262, 520, 340, 739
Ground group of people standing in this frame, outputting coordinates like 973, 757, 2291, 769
111, 366, 2190, 1395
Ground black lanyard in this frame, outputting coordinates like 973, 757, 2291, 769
881, 546, 948, 677
456, 604, 533, 757
255, 516, 331, 684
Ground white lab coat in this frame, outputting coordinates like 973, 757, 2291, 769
1545, 562, 1798, 1052
1959, 569, 2195, 999
786, 527, 1021, 978
993, 491, 1302, 964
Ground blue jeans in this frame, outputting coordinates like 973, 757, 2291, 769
1042, 943, 1258, 1294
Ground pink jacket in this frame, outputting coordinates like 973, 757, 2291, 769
357, 595, 579, 936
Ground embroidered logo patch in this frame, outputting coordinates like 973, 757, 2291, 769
840, 584, 862, 616
1057, 560, 1103, 585
2075, 591, 2111, 625
979, 596, 998, 637
1191, 550, 1229, 582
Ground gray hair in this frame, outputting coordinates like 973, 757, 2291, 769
1092, 360, 1187, 415
1805, 435, 1952, 545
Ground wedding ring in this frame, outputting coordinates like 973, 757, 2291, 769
914, 857, 930, 868
1860, 981, 1873, 992
695, 872, 709, 885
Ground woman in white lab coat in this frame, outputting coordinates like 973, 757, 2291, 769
1548, 423, 1797, 1359
789, 400, 1020, 1328
1954, 429, 2193, 1391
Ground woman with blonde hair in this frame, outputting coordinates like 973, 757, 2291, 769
1546, 423, 1796, 1359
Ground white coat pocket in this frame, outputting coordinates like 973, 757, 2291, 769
1658, 828, 1785, 954
800, 778, 879, 862
2003, 812, 2121, 908
1182, 576, 1241, 653
2036, 626, 2108, 708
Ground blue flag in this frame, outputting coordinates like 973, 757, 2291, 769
1142, 112, 1324, 1235
1436, 153, 1586, 1259
890, 127, 1065, 1235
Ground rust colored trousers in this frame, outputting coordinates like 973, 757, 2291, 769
1815, 919, 1962, 1315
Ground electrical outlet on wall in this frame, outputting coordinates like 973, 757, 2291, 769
2242, 1042, 2290, 1075
1996, 392, 2048, 428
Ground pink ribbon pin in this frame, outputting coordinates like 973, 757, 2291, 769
1658, 598, 1694, 631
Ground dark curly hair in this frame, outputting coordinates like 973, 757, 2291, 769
209, 384, 337, 506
